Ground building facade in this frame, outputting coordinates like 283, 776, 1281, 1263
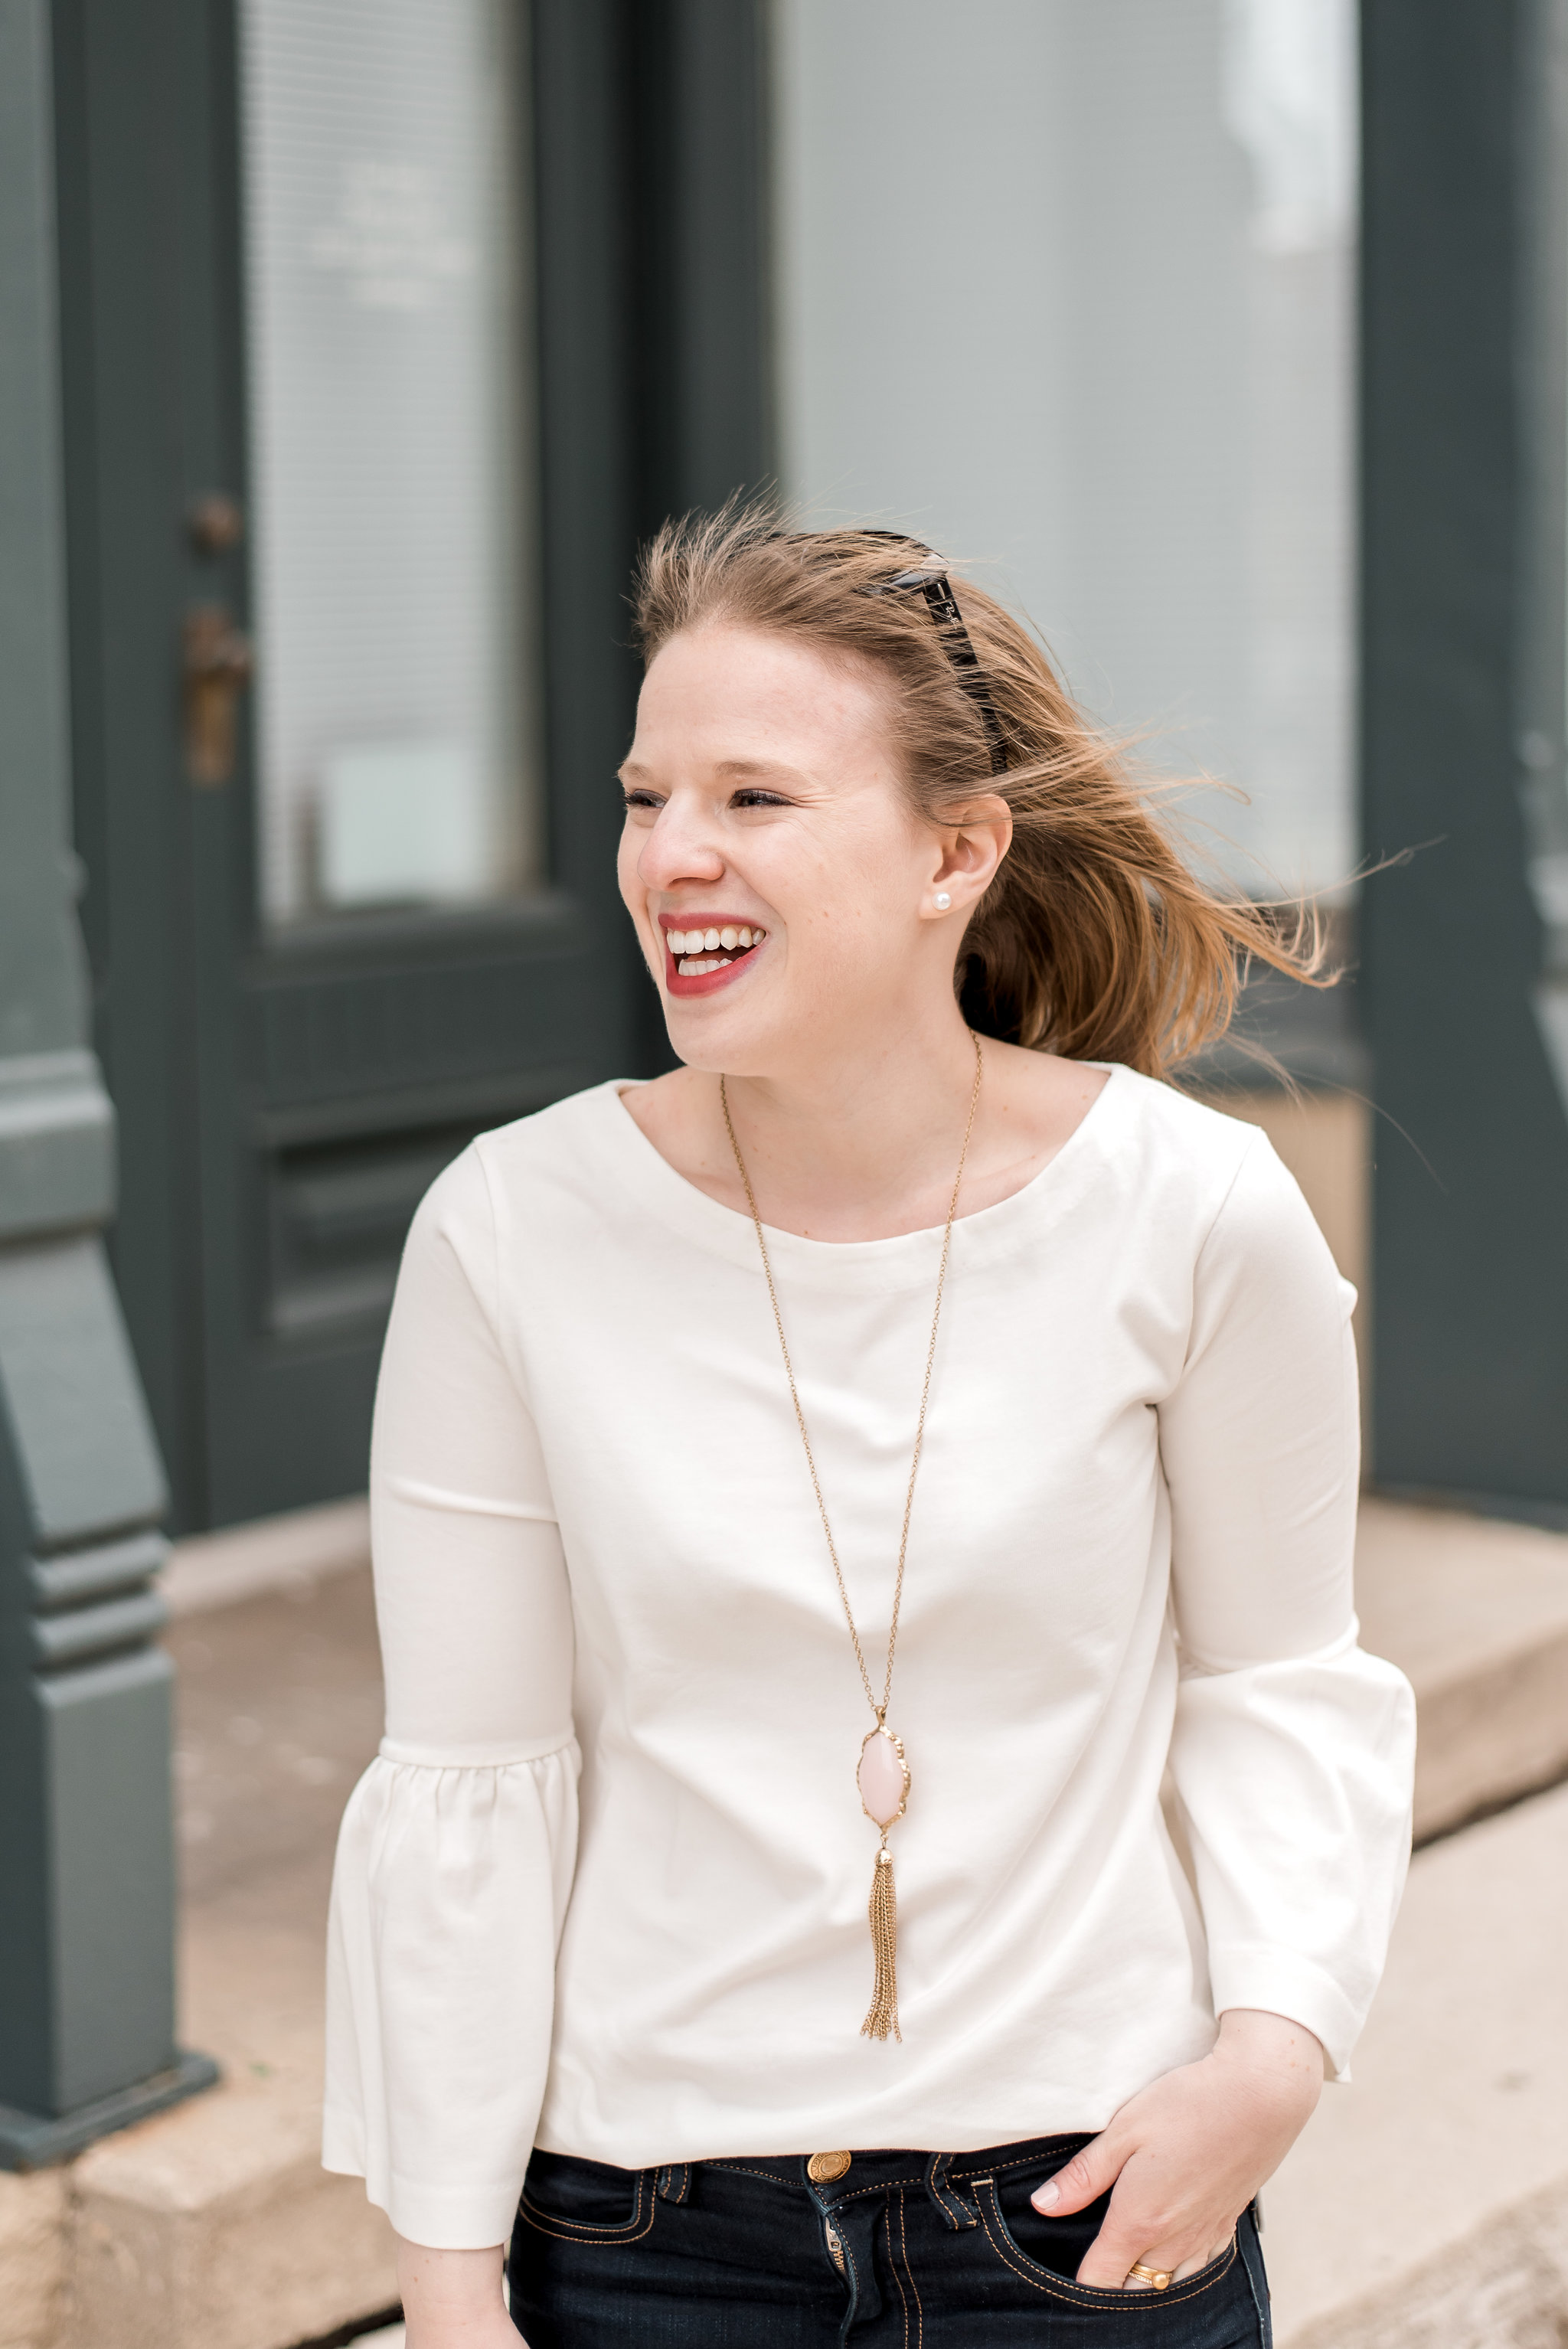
2, 0, 1566, 2162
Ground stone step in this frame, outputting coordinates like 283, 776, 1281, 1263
1354, 1496, 1568, 1841
1265, 1779, 1568, 2347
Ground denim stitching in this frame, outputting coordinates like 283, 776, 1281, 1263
972, 2179, 1236, 2309
818, 2164, 1042, 2212
887, 2191, 913, 2349
833, 2210, 862, 2348
828, 2178, 916, 2208
948, 2147, 1083, 2185
518, 2167, 655, 2245
897, 2184, 925, 2349
1240, 2206, 1272, 2347
925, 2153, 976, 2231
704, 2160, 797, 2189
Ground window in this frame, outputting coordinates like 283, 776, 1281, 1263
773, 0, 1358, 896
240, 0, 542, 923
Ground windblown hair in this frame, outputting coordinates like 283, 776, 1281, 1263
631, 503, 1328, 1080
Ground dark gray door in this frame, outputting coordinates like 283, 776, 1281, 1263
54, 0, 763, 1531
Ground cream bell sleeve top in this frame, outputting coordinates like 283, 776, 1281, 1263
322, 1168, 581, 2249
324, 1066, 1416, 2250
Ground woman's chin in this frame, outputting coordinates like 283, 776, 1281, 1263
662, 991, 797, 1076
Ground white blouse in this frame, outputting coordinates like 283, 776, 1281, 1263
322, 1067, 1415, 2250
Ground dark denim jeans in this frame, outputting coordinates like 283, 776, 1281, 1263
508, 2132, 1270, 2347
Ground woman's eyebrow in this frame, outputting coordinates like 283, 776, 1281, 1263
713, 759, 809, 784
617, 756, 811, 786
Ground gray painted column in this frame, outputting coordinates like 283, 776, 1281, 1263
1361, 0, 1568, 1522
0, 0, 214, 2162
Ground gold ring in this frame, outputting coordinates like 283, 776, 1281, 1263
1127, 2262, 1173, 2291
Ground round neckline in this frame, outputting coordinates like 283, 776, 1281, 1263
591, 1061, 1129, 1282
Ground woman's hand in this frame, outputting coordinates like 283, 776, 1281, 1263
396, 2237, 521, 2348
1032, 2008, 1322, 2289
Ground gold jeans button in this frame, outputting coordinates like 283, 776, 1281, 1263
808, 2150, 852, 2184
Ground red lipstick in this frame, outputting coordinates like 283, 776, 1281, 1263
659, 915, 768, 1000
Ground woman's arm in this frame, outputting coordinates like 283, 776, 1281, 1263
1034, 2008, 1321, 2283
324, 1143, 579, 2268
1049, 1130, 1413, 2287
397, 2240, 519, 2349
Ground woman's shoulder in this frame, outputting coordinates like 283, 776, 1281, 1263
1102, 1065, 1334, 1279
414, 1080, 634, 1240
1090, 1062, 1270, 1183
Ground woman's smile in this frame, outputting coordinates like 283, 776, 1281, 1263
660, 914, 769, 995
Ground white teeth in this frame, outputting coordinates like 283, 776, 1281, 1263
678, 957, 726, 975
666, 923, 764, 966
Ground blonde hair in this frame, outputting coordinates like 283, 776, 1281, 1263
631, 505, 1327, 1080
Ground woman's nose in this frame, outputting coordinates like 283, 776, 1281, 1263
636, 802, 725, 891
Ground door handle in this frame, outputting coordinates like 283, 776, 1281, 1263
183, 604, 253, 786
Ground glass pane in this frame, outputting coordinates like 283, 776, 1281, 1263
240, 0, 541, 925
773, 0, 1357, 897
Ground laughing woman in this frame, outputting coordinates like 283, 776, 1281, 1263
324, 512, 1415, 2348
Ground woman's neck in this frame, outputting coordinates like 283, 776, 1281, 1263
717, 1019, 982, 1237
623, 1016, 1110, 1243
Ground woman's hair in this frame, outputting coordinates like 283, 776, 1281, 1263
631, 502, 1328, 1080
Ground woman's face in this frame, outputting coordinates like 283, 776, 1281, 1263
618, 624, 994, 1079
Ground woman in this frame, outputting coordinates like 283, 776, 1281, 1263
325, 513, 1415, 2347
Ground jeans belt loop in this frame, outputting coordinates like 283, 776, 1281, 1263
925, 2151, 979, 2230
655, 2161, 691, 2203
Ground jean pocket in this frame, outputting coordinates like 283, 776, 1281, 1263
519, 2151, 655, 2243
971, 2174, 1238, 2312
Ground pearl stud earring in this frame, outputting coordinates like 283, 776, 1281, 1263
934, 891, 952, 910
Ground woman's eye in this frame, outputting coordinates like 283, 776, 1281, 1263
731, 789, 789, 809
621, 789, 663, 812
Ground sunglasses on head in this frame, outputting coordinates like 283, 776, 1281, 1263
776, 529, 1010, 777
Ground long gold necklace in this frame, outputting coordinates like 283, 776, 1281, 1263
720, 1031, 984, 2041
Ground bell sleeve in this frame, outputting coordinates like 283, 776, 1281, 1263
322, 1143, 579, 2248
1159, 1131, 1416, 2080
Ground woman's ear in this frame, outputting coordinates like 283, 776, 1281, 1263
926, 796, 1012, 915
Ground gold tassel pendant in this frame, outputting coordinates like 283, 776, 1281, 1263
860, 1839, 902, 2041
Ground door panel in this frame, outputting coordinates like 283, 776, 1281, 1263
57, 0, 669, 1531
200, 0, 645, 1525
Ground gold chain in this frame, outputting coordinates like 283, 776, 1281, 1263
719, 1031, 984, 1722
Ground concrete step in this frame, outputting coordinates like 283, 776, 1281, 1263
1354, 1496, 1568, 1842
1266, 1779, 1568, 2348
2, 1491, 1566, 2349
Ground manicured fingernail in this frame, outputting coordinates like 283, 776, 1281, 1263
1031, 2181, 1060, 2210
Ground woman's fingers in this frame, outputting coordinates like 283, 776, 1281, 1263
1074, 2177, 1175, 2285
1072, 2157, 1223, 2288
1030, 2134, 1121, 2216
1079, 2221, 1239, 2291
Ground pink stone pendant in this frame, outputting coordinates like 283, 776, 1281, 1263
857, 1725, 910, 1829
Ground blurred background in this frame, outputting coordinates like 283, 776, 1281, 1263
1, 3, 1566, 2346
